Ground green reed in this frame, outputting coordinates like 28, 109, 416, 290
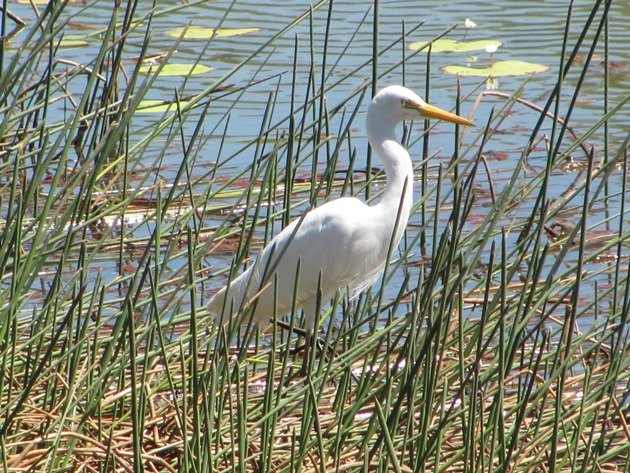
0, 0, 627, 472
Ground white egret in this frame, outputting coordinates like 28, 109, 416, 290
208, 85, 473, 365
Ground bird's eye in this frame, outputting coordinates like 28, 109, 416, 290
401, 98, 410, 107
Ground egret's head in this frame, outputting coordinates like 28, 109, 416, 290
370, 85, 474, 127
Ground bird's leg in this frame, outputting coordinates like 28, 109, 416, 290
274, 320, 308, 356
275, 320, 336, 359
275, 319, 306, 339
301, 328, 313, 375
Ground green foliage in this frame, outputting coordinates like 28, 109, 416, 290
167, 26, 260, 39
409, 38, 501, 53
0, 1, 627, 472
443, 60, 548, 77
138, 63, 213, 76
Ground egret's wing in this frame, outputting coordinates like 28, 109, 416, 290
209, 196, 386, 324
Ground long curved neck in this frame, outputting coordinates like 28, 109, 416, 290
367, 117, 414, 241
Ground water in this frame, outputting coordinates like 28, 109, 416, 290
9, 1, 629, 145
6, 0, 629, 328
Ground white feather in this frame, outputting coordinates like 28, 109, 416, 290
207, 85, 470, 334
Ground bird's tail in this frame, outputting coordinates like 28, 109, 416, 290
207, 270, 254, 327
207, 287, 223, 318
207, 250, 280, 328
207, 284, 236, 327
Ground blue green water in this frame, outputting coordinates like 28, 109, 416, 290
7, 0, 629, 328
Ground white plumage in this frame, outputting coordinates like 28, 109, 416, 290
208, 85, 472, 340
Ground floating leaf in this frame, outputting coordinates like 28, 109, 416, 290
136, 100, 191, 113
442, 60, 548, 77
18, 0, 87, 3
67, 21, 100, 31
139, 63, 212, 77
409, 39, 501, 53
8, 36, 89, 50
58, 38, 89, 48
166, 26, 259, 40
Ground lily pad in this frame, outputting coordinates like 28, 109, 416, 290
6, 36, 89, 50
442, 60, 548, 77
18, 0, 87, 3
58, 38, 89, 48
166, 26, 259, 40
409, 39, 501, 53
139, 63, 212, 77
136, 100, 191, 113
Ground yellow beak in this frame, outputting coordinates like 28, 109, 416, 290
408, 101, 474, 127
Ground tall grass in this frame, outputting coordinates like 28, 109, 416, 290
0, 1, 628, 472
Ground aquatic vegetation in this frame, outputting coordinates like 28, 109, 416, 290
139, 63, 213, 76
0, 1, 627, 472
166, 25, 260, 39
443, 60, 548, 77
409, 38, 502, 53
